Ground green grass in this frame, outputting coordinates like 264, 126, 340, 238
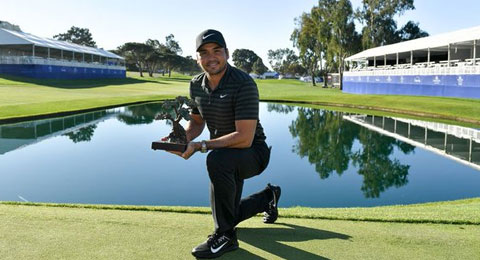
2, 74, 480, 258
257, 79, 480, 125
1, 73, 480, 126
1, 200, 479, 259
0, 73, 188, 121
3, 197, 480, 225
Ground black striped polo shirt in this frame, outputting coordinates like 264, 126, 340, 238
190, 64, 266, 145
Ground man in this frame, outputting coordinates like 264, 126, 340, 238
170, 29, 281, 259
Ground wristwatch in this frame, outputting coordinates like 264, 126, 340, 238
201, 140, 208, 153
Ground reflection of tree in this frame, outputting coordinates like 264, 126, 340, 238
352, 129, 414, 198
267, 103, 295, 114
116, 103, 165, 125
289, 108, 358, 178
64, 125, 97, 143
289, 107, 415, 198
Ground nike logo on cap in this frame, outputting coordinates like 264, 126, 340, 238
203, 33, 215, 40
210, 241, 228, 254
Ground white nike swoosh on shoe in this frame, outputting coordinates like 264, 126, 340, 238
220, 94, 228, 98
210, 241, 228, 254
203, 33, 215, 40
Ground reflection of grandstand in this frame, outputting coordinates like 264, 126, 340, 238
0, 108, 123, 155
344, 114, 480, 170
0, 28, 125, 79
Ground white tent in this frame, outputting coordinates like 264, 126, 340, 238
346, 25, 480, 61
0, 28, 123, 60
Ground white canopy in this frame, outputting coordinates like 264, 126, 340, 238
0, 28, 124, 60
346, 25, 480, 61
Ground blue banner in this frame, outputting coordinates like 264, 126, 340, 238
0, 64, 126, 79
343, 74, 480, 99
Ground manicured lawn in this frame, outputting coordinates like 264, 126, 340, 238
1, 73, 480, 126
1, 200, 479, 259
4, 197, 479, 225
1, 73, 480, 259
258, 79, 480, 125
0, 73, 189, 120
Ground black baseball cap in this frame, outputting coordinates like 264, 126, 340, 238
196, 29, 227, 51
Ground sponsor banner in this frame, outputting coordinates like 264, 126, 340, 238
0, 64, 126, 79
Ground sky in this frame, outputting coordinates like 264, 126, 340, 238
1, 0, 480, 69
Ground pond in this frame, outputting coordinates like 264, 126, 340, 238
1, 102, 479, 207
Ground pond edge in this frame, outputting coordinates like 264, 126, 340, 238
2, 198, 479, 226
1, 98, 480, 127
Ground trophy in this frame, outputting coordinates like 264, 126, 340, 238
151, 96, 197, 152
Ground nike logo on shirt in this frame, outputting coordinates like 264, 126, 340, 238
220, 94, 228, 98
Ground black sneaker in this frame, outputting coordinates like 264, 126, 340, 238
191, 230, 239, 259
263, 183, 281, 224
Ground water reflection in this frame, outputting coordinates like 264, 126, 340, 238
345, 115, 480, 170
0, 103, 172, 154
289, 109, 357, 179
0, 102, 479, 206
289, 107, 414, 198
0, 110, 115, 154
63, 125, 97, 143
267, 103, 295, 114
352, 129, 413, 198
116, 103, 164, 125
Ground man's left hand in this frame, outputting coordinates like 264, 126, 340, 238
181, 141, 200, 160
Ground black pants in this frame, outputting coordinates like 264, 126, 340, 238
206, 142, 271, 233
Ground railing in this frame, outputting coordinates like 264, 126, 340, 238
344, 114, 480, 170
392, 117, 480, 142
0, 56, 125, 70
345, 65, 480, 76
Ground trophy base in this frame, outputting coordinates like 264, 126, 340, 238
151, 141, 187, 152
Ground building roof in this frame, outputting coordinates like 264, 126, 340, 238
0, 28, 123, 60
346, 25, 480, 61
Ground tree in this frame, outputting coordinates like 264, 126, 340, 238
163, 34, 183, 77
329, 0, 361, 89
118, 35, 185, 78
54, 26, 96, 47
288, 63, 307, 76
267, 49, 286, 74
292, 10, 324, 86
232, 49, 260, 74
177, 56, 202, 76
267, 48, 303, 76
0, 20, 22, 32
117, 42, 154, 77
144, 39, 163, 77
291, 1, 338, 87
396, 21, 429, 41
252, 58, 268, 76
356, 0, 415, 48
163, 52, 183, 77
165, 34, 182, 55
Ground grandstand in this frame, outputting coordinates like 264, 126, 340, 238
0, 28, 125, 79
344, 25, 480, 99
